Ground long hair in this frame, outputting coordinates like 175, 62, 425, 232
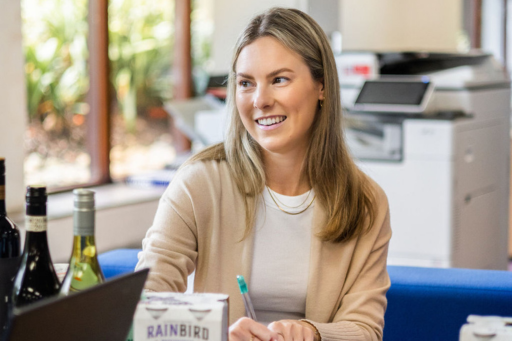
188, 7, 376, 243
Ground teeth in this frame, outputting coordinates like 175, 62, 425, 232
257, 117, 285, 126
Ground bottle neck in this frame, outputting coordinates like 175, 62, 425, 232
23, 203, 50, 254
26, 202, 46, 216
70, 235, 98, 259
73, 208, 95, 236
71, 207, 96, 259
24, 230, 49, 245
25, 202, 47, 232
72, 235, 97, 248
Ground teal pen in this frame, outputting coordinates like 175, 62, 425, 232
237, 275, 257, 321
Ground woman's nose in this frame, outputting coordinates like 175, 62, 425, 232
253, 86, 274, 110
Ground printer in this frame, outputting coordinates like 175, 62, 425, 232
460, 315, 512, 341
337, 52, 511, 269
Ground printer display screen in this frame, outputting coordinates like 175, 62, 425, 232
355, 81, 430, 105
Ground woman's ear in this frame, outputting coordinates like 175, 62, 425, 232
318, 79, 325, 100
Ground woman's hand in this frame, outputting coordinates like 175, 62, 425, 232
229, 317, 279, 341
267, 320, 319, 341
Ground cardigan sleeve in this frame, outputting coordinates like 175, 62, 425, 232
304, 193, 392, 341
135, 163, 202, 293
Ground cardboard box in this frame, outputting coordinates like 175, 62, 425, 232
133, 293, 229, 341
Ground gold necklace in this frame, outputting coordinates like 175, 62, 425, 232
267, 187, 316, 215
266, 186, 312, 209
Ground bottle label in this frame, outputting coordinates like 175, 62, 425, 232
0, 185, 4, 200
25, 216, 47, 232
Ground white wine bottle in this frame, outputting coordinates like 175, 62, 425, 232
60, 189, 105, 295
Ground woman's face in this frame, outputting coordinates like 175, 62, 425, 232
235, 36, 324, 156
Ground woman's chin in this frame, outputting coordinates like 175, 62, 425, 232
258, 142, 297, 156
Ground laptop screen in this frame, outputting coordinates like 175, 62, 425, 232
2, 269, 148, 341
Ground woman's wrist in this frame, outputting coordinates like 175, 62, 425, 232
298, 320, 321, 341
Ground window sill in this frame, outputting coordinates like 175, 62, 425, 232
46, 182, 166, 220
10, 182, 167, 224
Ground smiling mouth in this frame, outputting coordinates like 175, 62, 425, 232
255, 116, 287, 126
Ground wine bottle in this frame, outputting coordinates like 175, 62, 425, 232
12, 186, 60, 308
60, 189, 104, 295
0, 159, 20, 258
0, 158, 21, 333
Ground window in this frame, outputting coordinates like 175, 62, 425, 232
108, 0, 175, 181
22, 0, 91, 188
22, 0, 213, 191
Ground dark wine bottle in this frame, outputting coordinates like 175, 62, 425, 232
12, 186, 60, 308
0, 158, 21, 334
0, 159, 20, 258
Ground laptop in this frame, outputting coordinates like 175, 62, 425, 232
2, 268, 149, 341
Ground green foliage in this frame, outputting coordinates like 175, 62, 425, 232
109, 0, 174, 132
22, 0, 89, 125
22, 0, 212, 134
22, 0, 175, 133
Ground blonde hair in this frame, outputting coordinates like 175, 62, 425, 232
188, 7, 376, 243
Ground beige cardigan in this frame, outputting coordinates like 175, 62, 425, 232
136, 160, 391, 341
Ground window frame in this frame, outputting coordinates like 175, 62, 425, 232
49, 0, 192, 193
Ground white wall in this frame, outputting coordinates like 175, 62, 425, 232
210, 0, 306, 74
0, 0, 27, 214
308, 0, 341, 36
209, 0, 463, 74
340, 0, 462, 51
481, 0, 505, 66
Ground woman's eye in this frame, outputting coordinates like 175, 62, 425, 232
273, 77, 288, 84
239, 80, 251, 87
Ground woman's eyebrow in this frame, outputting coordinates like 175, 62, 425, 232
267, 68, 294, 78
236, 68, 294, 80
236, 72, 254, 79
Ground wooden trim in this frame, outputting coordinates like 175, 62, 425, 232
48, 0, 111, 193
174, 0, 192, 100
471, 0, 482, 49
170, 0, 193, 154
87, 0, 111, 184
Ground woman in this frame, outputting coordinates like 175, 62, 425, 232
136, 7, 391, 341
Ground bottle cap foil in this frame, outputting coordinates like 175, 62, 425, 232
73, 189, 95, 236
26, 185, 47, 204
73, 188, 95, 210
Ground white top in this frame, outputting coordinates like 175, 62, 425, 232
249, 186, 315, 326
